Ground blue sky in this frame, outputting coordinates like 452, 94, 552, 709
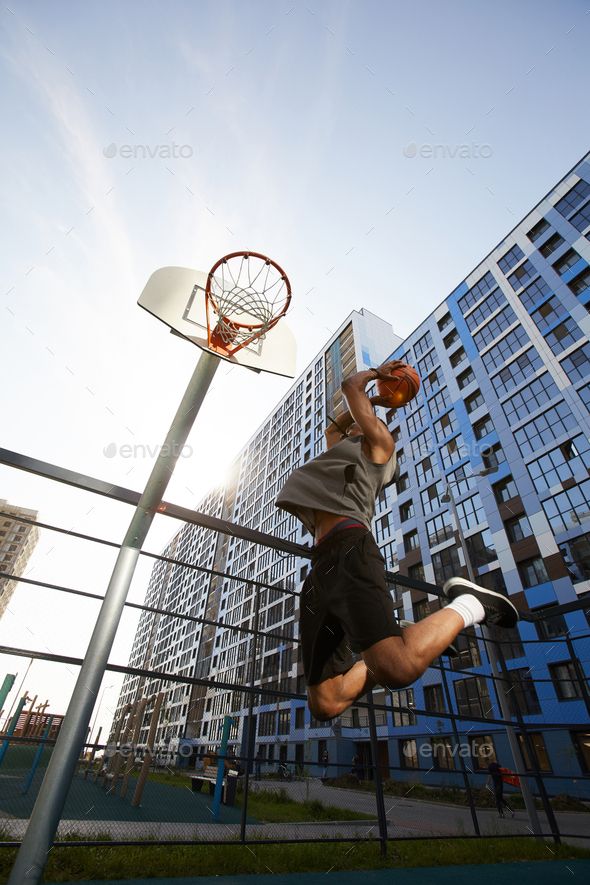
1, 0, 589, 728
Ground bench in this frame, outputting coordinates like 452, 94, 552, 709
189, 765, 239, 804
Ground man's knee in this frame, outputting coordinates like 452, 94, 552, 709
364, 643, 423, 689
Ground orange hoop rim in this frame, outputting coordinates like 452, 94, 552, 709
205, 251, 292, 331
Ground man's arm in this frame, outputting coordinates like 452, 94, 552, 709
340, 361, 405, 462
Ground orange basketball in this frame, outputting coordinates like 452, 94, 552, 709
377, 365, 420, 406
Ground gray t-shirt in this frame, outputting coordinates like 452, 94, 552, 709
275, 436, 397, 536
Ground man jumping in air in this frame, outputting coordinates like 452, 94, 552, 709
276, 361, 518, 721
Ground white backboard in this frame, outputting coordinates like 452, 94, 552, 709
138, 266, 296, 377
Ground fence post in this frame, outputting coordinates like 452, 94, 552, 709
439, 657, 480, 835
494, 641, 561, 844
565, 634, 590, 718
240, 580, 261, 843
367, 691, 388, 857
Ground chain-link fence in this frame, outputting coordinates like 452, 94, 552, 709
1, 447, 589, 857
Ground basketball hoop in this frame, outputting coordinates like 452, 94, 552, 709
205, 251, 292, 356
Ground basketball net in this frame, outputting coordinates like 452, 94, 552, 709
205, 251, 291, 356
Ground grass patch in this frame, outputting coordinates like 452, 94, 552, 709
325, 775, 590, 813
236, 786, 376, 822
0, 836, 588, 882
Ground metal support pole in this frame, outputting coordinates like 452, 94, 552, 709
0, 675, 16, 718
0, 695, 29, 766
9, 351, 220, 885
121, 697, 147, 799
439, 658, 480, 835
212, 715, 234, 821
445, 485, 543, 837
240, 581, 261, 842
132, 692, 164, 807
22, 718, 53, 796
367, 692, 388, 857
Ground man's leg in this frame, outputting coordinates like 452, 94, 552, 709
308, 578, 519, 719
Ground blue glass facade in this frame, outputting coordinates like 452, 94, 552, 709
376, 154, 590, 794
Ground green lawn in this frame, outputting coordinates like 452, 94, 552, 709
1, 837, 588, 882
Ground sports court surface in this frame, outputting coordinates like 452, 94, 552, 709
44, 860, 590, 885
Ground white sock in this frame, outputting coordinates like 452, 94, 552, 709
446, 594, 486, 628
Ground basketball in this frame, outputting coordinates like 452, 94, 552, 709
376, 365, 420, 406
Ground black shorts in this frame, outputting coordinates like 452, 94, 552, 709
299, 527, 403, 686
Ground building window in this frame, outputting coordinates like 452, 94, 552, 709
541, 479, 590, 534
421, 482, 443, 515
439, 435, 465, 469
571, 732, 590, 773
443, 329, 459, 349
403, 529, 419, 554
498, 244, 525, 275
470, 735, 497, 770
417, 349, 437, 376
258, 711, 276, 736
428, 387, 450, 417
539, 232, 565, 258
526, 218, 551, 242
501, 626, 525, 660
531, 295, 564, 333
278, 710, 290, 734
505, 514, 533, 543
545, 317, 583, 354
434, 411, 458, 439
560, 343, 590, 381
438, 312, 452, 331
431, 545, 461, 585
455, 494, 485, 530
549, 661, 582, 700
569, 267, 590, 297
507, 669, 542, 715
570, 201, 590, 234
465, 389, 485, 413
472, 414, 494, 440
526, 434, 590, 494
416, 456, 436, 485
408, 562, 426, 583
519, 276, 551, 313
294, 706, 305, 729
410, 428, 433, 460
554, 179, 590, 217
399, 500, 414, 522
399, 739, 419, 769
453, 676, 492, 719
534, 606, 568, 640
449, 347, 467, 369
514, 401, 576, 457
414, 331, 434, 358
457, 367, 476, 389
430, 737, 456, 770
450, 629, 482, 669
423, 684, 446, 714
517, 732, 551, 771
508, 259, 536, 291
553, 248, 583, 276
407, 406, 426, 436
397, 472, 409, 493
481, 440, 506, 472
518, 556, 549, 589
559, 533, 590, 583
426, 511, 454, 547
473, 304, 518, 351
502, 372, 559, 425
458, 271, 497, 314
482, 325, 530, 373
466, 528, 496, 567
422, 368, 442, 397
390, 688, 416, 726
